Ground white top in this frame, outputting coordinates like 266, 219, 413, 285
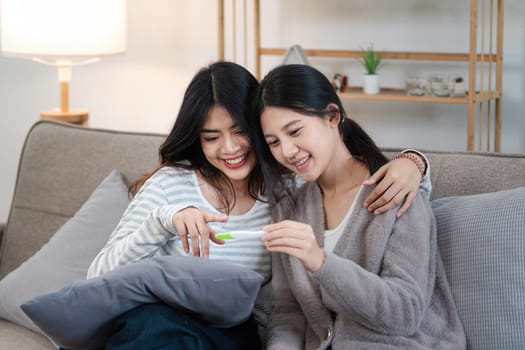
324, 186, 361, 252
87, 166, 272, 280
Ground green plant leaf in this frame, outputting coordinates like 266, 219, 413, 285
360, 44, 382, 75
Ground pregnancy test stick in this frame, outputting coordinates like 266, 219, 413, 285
215, 232, 234, 240
215, 230, 265, 240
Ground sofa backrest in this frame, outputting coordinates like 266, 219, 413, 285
0, 121, 164, 278
1, 121, 524, 278
382, 148, 525, 200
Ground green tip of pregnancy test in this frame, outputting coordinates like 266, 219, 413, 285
215, 232, 234, 240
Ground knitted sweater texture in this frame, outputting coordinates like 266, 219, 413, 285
267, 183, 466, 350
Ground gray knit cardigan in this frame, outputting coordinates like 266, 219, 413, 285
266, 182, 466, 350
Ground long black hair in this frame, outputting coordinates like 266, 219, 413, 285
133, 61, 263, 213
249, 64, 388, 204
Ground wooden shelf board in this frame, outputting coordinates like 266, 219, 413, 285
259, 48, 498, 62
338, 87, 468, 104
338, 88, 501, 104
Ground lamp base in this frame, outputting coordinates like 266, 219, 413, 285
40, 109, 89, 127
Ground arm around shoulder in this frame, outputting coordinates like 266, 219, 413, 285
400, 149, 432, 195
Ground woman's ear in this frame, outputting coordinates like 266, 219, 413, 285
326, 103, 341, 127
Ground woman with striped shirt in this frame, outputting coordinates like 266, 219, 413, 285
87, 61, 430, 350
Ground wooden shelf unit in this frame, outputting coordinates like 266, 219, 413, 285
218, 0, 504, 152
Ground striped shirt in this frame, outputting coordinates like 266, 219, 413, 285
87, 166, 272, 280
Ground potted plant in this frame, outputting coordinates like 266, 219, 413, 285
360, 44, 382, 94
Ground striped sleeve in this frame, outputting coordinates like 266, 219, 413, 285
87, 176, 188, 278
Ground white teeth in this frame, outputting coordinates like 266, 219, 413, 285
297, 156, 309, 166
225, 155, 246, 165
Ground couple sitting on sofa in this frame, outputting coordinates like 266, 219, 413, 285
82, 62, 465, 349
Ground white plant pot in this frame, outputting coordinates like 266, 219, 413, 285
363, 74, 380, 94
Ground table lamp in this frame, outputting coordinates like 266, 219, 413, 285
0, 0, 126, 125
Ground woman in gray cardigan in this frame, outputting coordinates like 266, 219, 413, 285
250, 64, 466, 350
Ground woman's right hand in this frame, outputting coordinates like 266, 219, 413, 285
172, 207, 228, 258
262, 220, 325, 272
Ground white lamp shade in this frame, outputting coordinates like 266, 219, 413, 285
0, 0, 126, 59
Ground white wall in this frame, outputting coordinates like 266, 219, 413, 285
0, 0, 523, 222
0, 0, 220, 221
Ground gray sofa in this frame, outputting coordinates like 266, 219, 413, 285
0, 120, 524, 349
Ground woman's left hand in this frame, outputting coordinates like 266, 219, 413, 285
362, 156, 422, 217
262, 220, 325, 272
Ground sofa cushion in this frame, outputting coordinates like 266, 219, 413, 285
432, 187, 525, 350
0, 170, 129, 334
21, 255, 264, 350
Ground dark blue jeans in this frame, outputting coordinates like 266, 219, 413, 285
104, 303, 261, 350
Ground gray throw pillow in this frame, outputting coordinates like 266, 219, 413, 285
0, 170, 130, 334
432, 187, 525, 350
21, 255, 264, 350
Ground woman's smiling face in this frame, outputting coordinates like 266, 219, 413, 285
199, 105, 256, 182
261, 106, 339, 182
